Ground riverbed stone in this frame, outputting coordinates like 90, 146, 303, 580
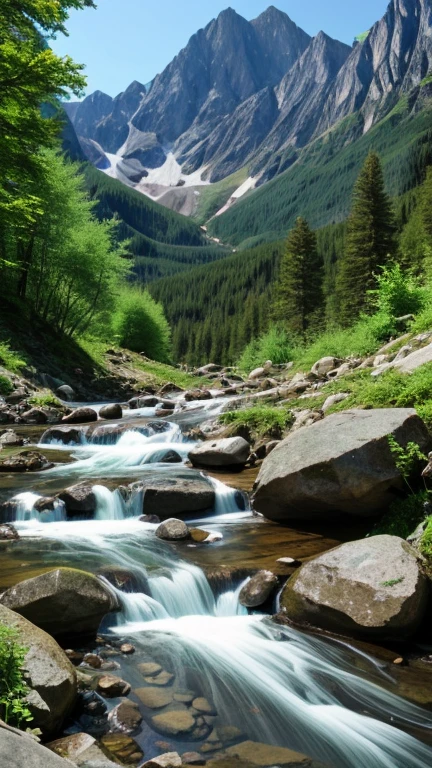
239, 571, 278, 608
101, 733, 143, 764
99, 403, 123, 420
0, 450, 52, 472
21, 407, 48, 424
47, 732, 95, 760
140, 476, 215, 517
189, 437, 250, 468
108, 700, 142, 734
0, 727, 74, 768
0, 567, 119, 638
59, 484, 97, 516
192, 697, 216, 715
97, 674, 131, 697
0, 522, 19, 540
253, 409, 430, 521
138, 662, 162, 677
62, 407, 98, 424
151, 710, 196, 736
0, 429, 23, 446
222, 741, 328, 766
0, 604, 77, 735
156, 518, 190, 541
41, 425, 87, 444
135, 686, 173, 709
280, 535, 429, 640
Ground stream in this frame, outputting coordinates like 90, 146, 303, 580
2, 395, 432, 767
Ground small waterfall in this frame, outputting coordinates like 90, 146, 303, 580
193, 476, 251, 520
148, 563, 216, 618
93, 486, 126, 521
10, 493, 66, 523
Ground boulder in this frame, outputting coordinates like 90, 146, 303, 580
21, 408, 48, 424
62, 407, 98, 424
108, 700, 142, 734
41, 426, 87, 445
185, 389, 213, 401
55, 384, 75, 401
0, 429, 23, 447
253, 409, 430, 521
47, 732, 96, 761
151, 711, 196, 736
0, 727, 74, 768
280, 535, 429, 640
249, 367, 266, 380
321, 393, 349, 412
0, 450, 52, 472
239, 571, 278, 608
0, 604, 77, 735
59, 484, 97, 516
5, 387, 27, 404
189, 437, 250, 468
311, 357, 341, 377
0, 522, 19, 540
99, 403, 123, 420
156, 518, 189, 541
141, 476, 215, 517
97, 675, 131, 698
372, 342, 432, 376
128, 395, 159, 408
141, 754, 182, 768
222, 741, 328, 767
0, 567, 119, 638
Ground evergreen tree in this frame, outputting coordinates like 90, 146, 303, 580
273, 217, 322, 337
421, 166, 432, 244
337, 152, 396, 324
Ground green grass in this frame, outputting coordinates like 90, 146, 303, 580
220, 405, 293, 438
372, 492, 430, 539
0, 375, 13, 396
420, 516, 432, 562
355, 30, 370, 43
0, 342, 26, 373
420, 74, 432, 87
381, 577, 405, 587
28, 393, 62, 408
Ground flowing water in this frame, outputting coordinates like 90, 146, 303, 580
3, 397, 432, 766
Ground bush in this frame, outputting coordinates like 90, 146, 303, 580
220, 405, 293, 437
29, 393, 62, 408
369, 263, 425, 318
0, 625, 33, 728
0, 375, 13, 396
112, 288, 171, 362
372, 492, 429, 539
237, 326, 297, 373
0, 342, 26, 373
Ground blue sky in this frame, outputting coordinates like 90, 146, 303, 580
52, 0, 390, 97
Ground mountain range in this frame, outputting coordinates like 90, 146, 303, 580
65, 0, 432, 227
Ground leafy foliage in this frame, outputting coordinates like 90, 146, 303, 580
372, 491, 430, 539
388, 436, 427, 489
112, 288, 171, 362
220, 406, 293, 438
0, 375, 13, 396
237, 327, 296, 373
0, 624, 33, 728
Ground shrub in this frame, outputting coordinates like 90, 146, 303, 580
0, 625, 33, 728
372, 491, 429, 539
29, 393, 62, 408
369, 263, 425, 318
220, 405, 293, 437
0, 342, 26, 373
0, 375, 13, 396
237, 326, 297, 373
112, 288, 171, 363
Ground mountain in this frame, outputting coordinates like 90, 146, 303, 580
65, 1, 432, 239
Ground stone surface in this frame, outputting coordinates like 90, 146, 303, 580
138, 662, 162, 677
253, 409, 430, 521
56, 384, 75, 401
140, 754, 182, 768
311, 356, 340, 376
239, 570, 278, 608
0, 604, 77, 735
99, 403, 123, 420
59, 485, 97, 516
373, 342, 432, 376
223, 740, 328, 766
0, 522, 19, 540
41, 426, 87, 445
0, 429, 23, 447
62, 407, 98, 424
140, 476, 215, 517
21, 407, 48, 424
108, 700, 142, 734
135, 686, 173, 709
156, 518, 190, 541
101, 733, 143, 764
192, 697, 216, 714
0, 567, 119, 638
48, 732, 95, 760
280, 535, 429, 640
97, 674, 131, 698
151, 710, 196, 736
189, 437, 250, 468
0, 727, 73, 768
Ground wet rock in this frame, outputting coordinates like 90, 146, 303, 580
277, 557, 302, 567
173, 690, 195, 704
155, 408, 176, 418
129, 395, 159, 408
159, 450, 183, 463
59, 484, 97, 516
182, 753, 206, 766
135, 686, 173, 709
0, 429, 23, 447
222, 740, 328, 766
190, 528, 211, 543
145, 669, 175, 686
62, 407, 98, 424
159, 382, 185, 395
21, 407, 48, 424
189, 437, 250, 468
97, 566, 142, 592
108, 700, 142, 734
0, 604, 76, 735
151, 710, 196, 736
41, 425, 87, 444
156, 518, 189, 541
280, 535, 428, 641
0, 728, 73, 768
185, 389, 213, 401
218, 726, 243, 744
97, 674, 131, 698
138, 662, 163, 676
192, 697, 216, 715
141, 476, 215, 517
0, 567, 119, 638
99, 403, 123, 420
0, 450, 52, 472
0, 522, 19, 540
83, 653, 103, 668
121, 643, 135, 654
47, 732, 95, 760
141, 754, 182, 768
101, 733, 143, 764
66, 649, 85, 665
5, 387, 27, 404
139, 514, 161, 524
239, 571, 278, 608
253, 409, 431, 521
55, 384, 75, 401
249, 362, 273, 380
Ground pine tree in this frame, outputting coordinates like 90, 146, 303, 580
421, 166, 432, 244
273, 217, 323, 337
337, 152, 396, 324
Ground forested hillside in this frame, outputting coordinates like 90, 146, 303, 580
208, 85, 432, 247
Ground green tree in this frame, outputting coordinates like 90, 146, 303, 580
113, 287, 171, 362
273, 217, 323, 337
420, 166, 432, 244
337, 152, 396, 324
0, 0, 94, 252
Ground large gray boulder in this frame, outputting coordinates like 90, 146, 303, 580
239, 571, 278, 608
253, 409, 430, 521
0, 568, 119, 639
62, 407, 97, 424
0, 727, 74, 768
140, 475, 215, 517
280, 536, 429, 640
189, 437, 250, 468
41, 426, 88, 445
0, 605, 77, 735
